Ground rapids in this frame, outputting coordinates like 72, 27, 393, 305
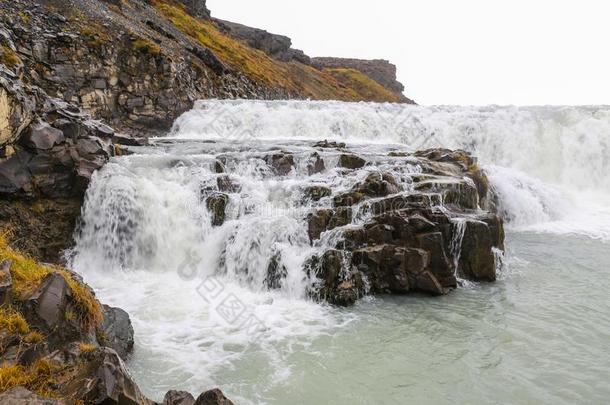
70, 101, 610, 404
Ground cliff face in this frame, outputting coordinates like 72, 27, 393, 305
0, 0, 412, 136
312, 57, 414, 103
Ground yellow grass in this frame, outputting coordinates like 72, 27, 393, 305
0, 308, 30, 335
0, 45, 21, 68
0, 359, 63, 398
324, 68, 402, 102
0, 232, 103, 331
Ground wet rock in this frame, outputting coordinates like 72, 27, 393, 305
353, 245, 410, 293
60, 347, 153, 405
307, 151, 325, 175
0, 387, 68, 405
307, 207, 352, 242
415, 179, 479, 210
164, 391, 196, 405
338, 153, 366, 169
194, 388, 234, 405
457, 217, 503, 282
303, 185, 331, 201
0, 259, 12, 305
265, 254, 287, 289
206, 193, 229, 226
333, 191, 365, 207
100, 305, 134, 359
112, 133, 148, 147
266, 153, 294, 176
355, 172, 401, 197
21, 121, 65, 150
314, 140, 346, 149
217, 175, 241, 193
307, 249, 363, 306
416, 232, 455, 288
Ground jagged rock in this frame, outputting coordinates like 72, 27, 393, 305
217, 175, 241, 193
100, 305, 134, 359
176, 0, 210, 19
355, 172, 401, 197
21, 122, 65, 150
307, 207, 352, 242
338, 154, 366, 169
206, 193, 229, 226
266, 153, 294, 176
24, 272, 71, 329
307, 249, 363, 306
265, 254, 287, 290
353, 245, 410, 293
333, 191, 365, 207
0, 259, 12, 306
302, 185, 331, 201
194, 389, 234, 405
0, 387, 69, 405
0, 70, 35, 147
60, 347, 153, 405
307, 152, 325, 175
164, 391, 196, 405
0, 148, 33, 196
314, 140, 346, 149
112, 133, 148, 147
311, 57, 412, 102
214, 18, 308, 64
457, 216, 504, 282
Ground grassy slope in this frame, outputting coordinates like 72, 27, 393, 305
153, 0, 402, 102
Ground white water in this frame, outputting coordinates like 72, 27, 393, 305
71, 101, 610, 404
170, 100, 610, 241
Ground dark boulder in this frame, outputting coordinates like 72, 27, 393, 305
307, 207, 352, 242
59, 347, 153, 405
0, 148, 33, 196
217, 175, 241, 193
457, 216, 503, 282
164, 391, 196, 405
302, 185, 331, 201
266, 153, 294, 176
21, 122, 65, 150
333, 191, 365, 207
355, 172, 401, 197
314, 140, 346, 149
338, 154, 366, 169
99, 305, 134, 359
265, 254, 287, 290
307, 152, 325, 175
206, 193, 229, 226
194, 389, 234, 405
306, 249, 363, 306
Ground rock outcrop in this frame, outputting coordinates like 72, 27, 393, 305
196, 141, 504, 307
300, 147, 503, 305
0, 236, 233, 404
312, 57, 415, 103
0, 0, 410, 136
214, 19, 311, 64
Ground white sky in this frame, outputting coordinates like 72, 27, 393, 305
207, 0, 610, 105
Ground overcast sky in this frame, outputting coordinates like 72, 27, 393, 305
207, 0, 610, 105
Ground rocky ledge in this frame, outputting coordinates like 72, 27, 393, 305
0, 240, 233, 404
191, 140, 505, 306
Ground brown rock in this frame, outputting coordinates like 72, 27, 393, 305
338, 154, 366, 169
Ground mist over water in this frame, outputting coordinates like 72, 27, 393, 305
72, 101, 610, 404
